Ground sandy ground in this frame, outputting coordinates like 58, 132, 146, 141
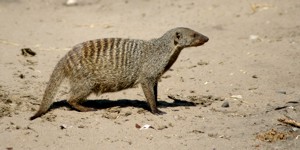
0, 0, 300, 149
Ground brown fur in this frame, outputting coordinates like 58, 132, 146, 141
30, 27, 209, 120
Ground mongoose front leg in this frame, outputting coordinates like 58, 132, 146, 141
141, 81, 165, 115
154, 82, 158, 105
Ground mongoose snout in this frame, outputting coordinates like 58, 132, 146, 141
30, 27, 209, 120
191, 33, 209, 46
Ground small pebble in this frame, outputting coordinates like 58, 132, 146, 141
60, 124, 67, 130
221, 101, 229, 108
65, 0, 77, 6
208, 133, 218, 138
124, 111, 132, 116
19, 74, 25, 79
252, 75, 258, 78
157, 125, 168, 130
231, 95, 242, 99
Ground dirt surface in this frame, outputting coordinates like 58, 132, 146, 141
1, 0, 300, 149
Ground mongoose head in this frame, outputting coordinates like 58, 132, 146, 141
171, 27, 209, 48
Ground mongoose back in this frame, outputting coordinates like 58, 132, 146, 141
30, 27, 209, 120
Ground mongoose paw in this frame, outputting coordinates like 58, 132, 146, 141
79, 107, 97, 112
71, 105, 97, 112
152, 109, 166, 115
68, 102, 97, 112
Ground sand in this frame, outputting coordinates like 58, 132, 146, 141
0, 0, 300, 149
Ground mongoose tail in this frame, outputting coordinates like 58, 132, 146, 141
30, 60, 66, 120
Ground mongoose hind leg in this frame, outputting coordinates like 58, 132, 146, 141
67, 84, 96, 112
141, 81, 165, 115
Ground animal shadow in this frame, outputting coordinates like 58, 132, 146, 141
50, 98, 196, 112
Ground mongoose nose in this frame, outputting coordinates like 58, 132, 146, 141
203, 36, 209, 42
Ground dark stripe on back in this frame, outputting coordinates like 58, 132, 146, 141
95, 40, 102, 63
132, 41, 138, 58
102, 39, 108, 56
114, 38, 121, 68
83, 43, 89, 58
121, 39, 128, 68
67, 51, 77, 73
64, 55, 72, 74
126, 40, 133, 67
89, 40, 95, 58
115, 38, 121, 49
109, 38, 115, 63
100, 39, 108, 68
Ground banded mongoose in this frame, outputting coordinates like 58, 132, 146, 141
30, 27, 209, 120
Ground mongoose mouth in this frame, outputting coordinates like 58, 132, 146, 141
190, 35, 209, 47
191, 39, 208, 46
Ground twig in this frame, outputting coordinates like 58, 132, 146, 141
278, 116, 300, 128
21, 48, 36, 56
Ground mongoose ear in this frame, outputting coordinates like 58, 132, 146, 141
176, 32, 182, 40
174, 32, 182, 45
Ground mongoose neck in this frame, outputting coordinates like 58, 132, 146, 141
150, 35, 180, 51
147, 36, 183, 74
